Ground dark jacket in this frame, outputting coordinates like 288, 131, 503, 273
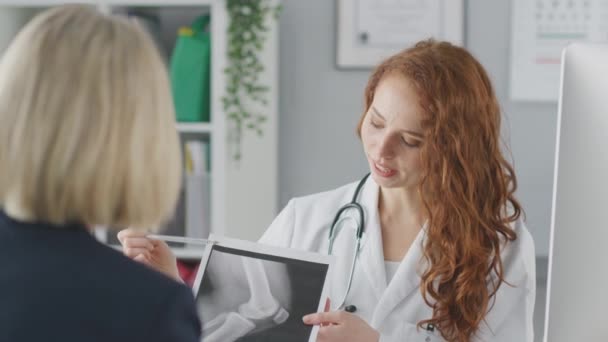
0, 210, 201, 342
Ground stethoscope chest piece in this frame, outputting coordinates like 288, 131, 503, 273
344, 305, 357, 313
424, 323, 435, 341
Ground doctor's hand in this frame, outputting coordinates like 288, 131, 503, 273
117, 228, 181, 282
303, 311, 380, 342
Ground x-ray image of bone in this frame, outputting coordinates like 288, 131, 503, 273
197, 251, 292, 342
193, 240, 331, 342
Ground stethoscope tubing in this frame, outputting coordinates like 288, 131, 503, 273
327, 173, 370, 311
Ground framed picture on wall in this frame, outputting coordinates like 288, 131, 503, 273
336, 0, 465, 69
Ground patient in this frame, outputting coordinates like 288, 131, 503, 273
0, 5, 200, 342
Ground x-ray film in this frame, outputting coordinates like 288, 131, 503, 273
191, 234, 334, 342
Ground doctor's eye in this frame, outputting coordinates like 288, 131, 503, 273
401, 137, 421, 148
370, 119, 383, 129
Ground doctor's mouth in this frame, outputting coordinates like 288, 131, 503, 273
372, 161, 397, 178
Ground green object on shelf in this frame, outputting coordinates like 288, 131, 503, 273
170, 15, 211, 122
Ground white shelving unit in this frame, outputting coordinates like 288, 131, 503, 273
0, 0, 279, 260
0, 0, 217, 6
176, 122, 213, 134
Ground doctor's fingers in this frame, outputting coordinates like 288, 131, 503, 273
303, 311, 347, 325
316, 324, 348, 342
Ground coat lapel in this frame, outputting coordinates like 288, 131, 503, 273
358, 176, 387, 301
370, 223, 428, 328
357, 176, 429, 327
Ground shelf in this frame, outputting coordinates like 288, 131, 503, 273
176, 122, 213, 134
0, 0, 215, 6
0, 0, 94, 6
104, 0, 214, 6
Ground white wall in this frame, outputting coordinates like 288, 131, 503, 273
225, 14, 279, 241
277, 0, 369, 201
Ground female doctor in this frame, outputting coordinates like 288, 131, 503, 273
118, 39, 536, 342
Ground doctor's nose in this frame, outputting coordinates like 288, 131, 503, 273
376, 134, 396, 160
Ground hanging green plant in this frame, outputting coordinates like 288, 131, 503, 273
223, 0, 281, 161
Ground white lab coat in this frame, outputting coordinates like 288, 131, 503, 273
260, 176, 536, 342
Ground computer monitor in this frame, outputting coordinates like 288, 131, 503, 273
544, 43, 608, 342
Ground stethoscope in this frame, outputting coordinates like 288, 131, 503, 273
327, 173, 438, 338
327, 173, 370, 313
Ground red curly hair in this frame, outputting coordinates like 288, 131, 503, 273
357, 40, 522, 342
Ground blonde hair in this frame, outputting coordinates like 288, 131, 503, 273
0, 5, 181, 230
